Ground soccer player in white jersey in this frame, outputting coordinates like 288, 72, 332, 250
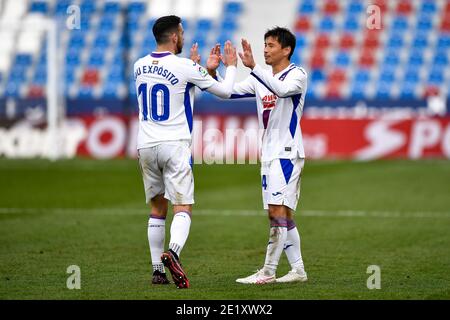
206, 27, 308, 284
133, 15, 237, 288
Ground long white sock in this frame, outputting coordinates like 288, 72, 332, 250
168, 211, 191, 258
284, 219, 305, 271
148, 215, 166, 273
263, 217, 288, 276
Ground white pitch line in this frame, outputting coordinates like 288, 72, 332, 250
0, 208, 449, 218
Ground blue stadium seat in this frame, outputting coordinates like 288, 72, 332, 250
428, 68, 444, 84
78, 86, 94, 98
392, 17, 409, 32
295, 34, 308, 49
400, 82, 417, 98
416, 15, 433, 31
335, 52, 350, 67
8, 66, 27, 82
30, 1, 48, 13
343, 17, 359, 31
221, 17, 237, 31
380, 71, 395, 83
404, 69, 420, 83
351, 82, 366, 99
420, 1, 436, 14
408, 51, 424, 67
65, 51, 80, 66
347, 1, 363, 14
433, 51, 448, 67
79, 0, 96, 15
104, 1, 121, 14
5, 81, 21, 97
298, 0, 315, 14
311, 69, 325, 82
437, 34, 450, 49
65, 70, 76, 84
55, 0, 71, 15
128, 1, 145, 14
383, 53, 400, 67
225, 1, 243, 15
33, 66, 46, 84
196, 19, 213, 32
15, 54, 33, 66
386, 34, 404, 49
319, 16, 335, 32
412, 33, 428, 49
99, 16, 116, 30
88, 50, 106, 67
354, 70, 370, 83
94, 34, 110, 49
376, 83, 392, 99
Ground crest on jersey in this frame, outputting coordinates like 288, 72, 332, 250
197, 66, 208, 78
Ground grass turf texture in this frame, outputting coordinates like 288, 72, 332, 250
0, 159, 449, 299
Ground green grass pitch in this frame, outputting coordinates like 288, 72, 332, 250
0, 158, 449, 299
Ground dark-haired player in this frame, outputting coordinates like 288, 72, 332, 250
208, 27, 308, 284
134, 15, 237, 288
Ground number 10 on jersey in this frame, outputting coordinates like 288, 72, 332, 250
138, 83, 170, 121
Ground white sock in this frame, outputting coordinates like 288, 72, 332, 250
284, 219, 305, 272
263, 218, 288, 276
148, 215, 166, 273
168, 211, 191, 258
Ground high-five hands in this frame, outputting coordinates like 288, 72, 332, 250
222, 40, 238, 67
238, 38, 256, 69
190, 43, 201, 64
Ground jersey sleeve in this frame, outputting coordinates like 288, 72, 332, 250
250, 64, 306, 98
185, 60, 217, 90
230, 76, 256, 99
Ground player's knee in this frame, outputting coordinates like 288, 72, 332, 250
173, 204, 192, 215
151, 194, 168, 217
267, 205, 288, 219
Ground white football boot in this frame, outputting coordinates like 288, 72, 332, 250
236, 269, 276, 284
276, 268, 308, 283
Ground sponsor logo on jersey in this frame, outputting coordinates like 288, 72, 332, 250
197, 66, 208, 78
262, 94, 277, 109
152, 60, 158, 65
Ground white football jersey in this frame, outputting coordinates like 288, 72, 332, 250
133, 51, 217, 149
230, 63, 307, 162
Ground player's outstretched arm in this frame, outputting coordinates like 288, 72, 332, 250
239, 38, 305, 98
204, 41, 237, 99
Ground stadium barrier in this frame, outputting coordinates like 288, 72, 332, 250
1, 111, 450, 160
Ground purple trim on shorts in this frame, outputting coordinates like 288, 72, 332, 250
287, 218, 296, 231
270, 217, 288, 228
174, 211, 192, 219
149, 214, 166, 220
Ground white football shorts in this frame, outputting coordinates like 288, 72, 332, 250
138, 141, 194, 205
261, 158, 305, 211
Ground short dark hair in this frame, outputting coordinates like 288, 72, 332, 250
152, 15, 182, 44
264, 27, 296, 60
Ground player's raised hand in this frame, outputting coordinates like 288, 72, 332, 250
206, 43, 222, 72
239, 38, 256, 69
190, 43, 201, 64
222, 40, 237, 67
